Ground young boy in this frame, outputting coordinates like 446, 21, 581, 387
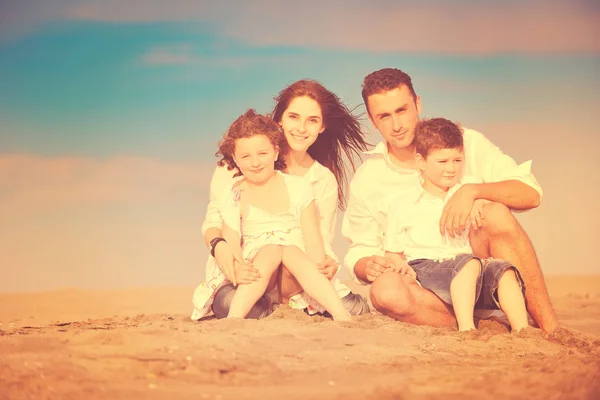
384, 118, 529, 332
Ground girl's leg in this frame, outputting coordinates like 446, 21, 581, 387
228, 245, 282, 319
450, 259, 481, 331
497, 268, 529, 331
281, 246, 351, 321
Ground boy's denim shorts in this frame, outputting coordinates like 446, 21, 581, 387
408, 254, 526, 310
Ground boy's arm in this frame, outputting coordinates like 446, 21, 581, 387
300, 200, 326, 265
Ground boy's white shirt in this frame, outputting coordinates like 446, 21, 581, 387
342, 127, 543, 283
384, 176, 478, 262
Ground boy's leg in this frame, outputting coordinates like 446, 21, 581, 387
470, 202, 558, 333
496, 268, 529, 331
228, 245, 282, 318
450, 259, 481, 331
281, 246, 351, 321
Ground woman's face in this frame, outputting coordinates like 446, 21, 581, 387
279, 96, 325, 154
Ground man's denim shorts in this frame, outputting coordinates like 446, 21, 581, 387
408, 253, 526, 310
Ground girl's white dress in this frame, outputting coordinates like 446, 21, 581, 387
192, 172, 327, 319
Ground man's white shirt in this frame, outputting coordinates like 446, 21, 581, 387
342, 128, 542, 283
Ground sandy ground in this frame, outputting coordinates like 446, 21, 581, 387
1, 276, 599, 400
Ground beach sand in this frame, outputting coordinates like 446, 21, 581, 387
1, 276, 599, 400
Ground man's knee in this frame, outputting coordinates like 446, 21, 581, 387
370, 272, 418, 317
481, 202, 521, 237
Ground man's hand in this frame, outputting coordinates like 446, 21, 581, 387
365, 255, 389, 282
385, 252, 417, 279
440, 184, 477, 238
317, 255, 338, 280
469, 199, 491, 231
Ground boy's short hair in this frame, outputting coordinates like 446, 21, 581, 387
361, 68, 417, 115
414, 118, 463, 159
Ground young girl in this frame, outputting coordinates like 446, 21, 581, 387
193, 80, 370, 320
195, 109, 351, 321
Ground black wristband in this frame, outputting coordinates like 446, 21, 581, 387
209, 237, 226, 258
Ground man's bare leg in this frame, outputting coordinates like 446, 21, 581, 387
370, 270, 456, 328
471, 203, 559, 333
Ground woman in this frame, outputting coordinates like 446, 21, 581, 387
192, 79, 371, 320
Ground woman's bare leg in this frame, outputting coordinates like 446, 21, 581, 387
281, 246, 351, 321
228, 245, 282, 319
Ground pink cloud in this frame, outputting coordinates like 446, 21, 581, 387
0, 154, 216, 215
141, 44, 196, 65
67, 1, 600, 54
2, 1, 597, 54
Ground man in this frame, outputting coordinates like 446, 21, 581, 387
342, 68, 559, 333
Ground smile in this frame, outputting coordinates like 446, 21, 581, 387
290, 133, 309, 140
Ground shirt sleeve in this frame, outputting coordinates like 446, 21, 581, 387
464, 129, 543, 198
201, 165, 235, 236
342, 176, 385, 284
311, 170, 339, 262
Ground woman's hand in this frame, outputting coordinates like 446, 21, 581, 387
317, 254, 338, 280
213, 241, 239, 285
233, 259, 262, 285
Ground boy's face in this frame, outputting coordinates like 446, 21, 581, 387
367, 85, 422, 151
418, 147, 464, 190
233, 134, 279, 184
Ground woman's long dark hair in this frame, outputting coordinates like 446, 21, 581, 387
272, 79, 370, 209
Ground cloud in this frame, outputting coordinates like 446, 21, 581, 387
141, 43, 196, 65
0, 154, 216, 215
2, 0, 598, 54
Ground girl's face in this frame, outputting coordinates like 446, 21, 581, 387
233, 134, 279, 184
279, 96, 325, 154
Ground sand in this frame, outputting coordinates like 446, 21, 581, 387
1, 276, 599, 400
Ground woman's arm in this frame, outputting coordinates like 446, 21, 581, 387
300, 200, 326, 265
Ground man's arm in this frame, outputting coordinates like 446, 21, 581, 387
342, 178, 387, 284
463, 180, 540, 210
466, 130, 543, 207
441, 130, 544, 236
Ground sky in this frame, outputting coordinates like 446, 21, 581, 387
0, 0, 599, 292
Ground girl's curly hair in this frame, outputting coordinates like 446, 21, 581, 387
216, 109, 288, 177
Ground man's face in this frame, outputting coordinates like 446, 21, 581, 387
366, 85, 422, 151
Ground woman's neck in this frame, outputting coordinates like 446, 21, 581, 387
284, 150, 314, 176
